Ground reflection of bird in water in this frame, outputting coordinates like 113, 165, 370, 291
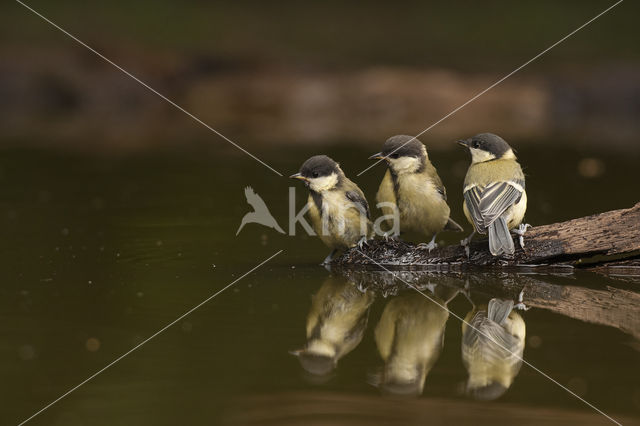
291, 276, 375, 377
236, 186, 284, 235
462, 298, 526, 400
371, 290, 450, 396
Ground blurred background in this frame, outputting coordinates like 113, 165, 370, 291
1, 0, 639, 153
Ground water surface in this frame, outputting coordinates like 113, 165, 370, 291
0, 144, 638, 425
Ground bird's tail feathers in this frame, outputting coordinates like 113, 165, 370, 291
444, 217, 464, 232
487, 298, 514, 325
488, 217, 514, 256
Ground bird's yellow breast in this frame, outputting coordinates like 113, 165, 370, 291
307, 191, 369, 250
375, 170, 397, 229
397, 173, 450, 236
378, 169, 450, 238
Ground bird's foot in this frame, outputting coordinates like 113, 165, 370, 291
512, 223, 532, 249
383, 232, 400, 242
417, 235, 438, 253
460, 231, 475, 259
417, 241, 438, 252
460, 239, 471, 258
357, 236, 368, 250
514, 289, 530, 311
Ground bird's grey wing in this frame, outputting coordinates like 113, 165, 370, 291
424, 162, 447, 201
463, 186, 485, 232
463, 312, 518, 363
346, 190, 371, 220
478, 181, 523, 228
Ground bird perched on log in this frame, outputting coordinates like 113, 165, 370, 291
369, 135, 463, 251
461, 298, 526, 400
458, 133, 529, 257
291, 155, 373, 264
290, 276, 375, 378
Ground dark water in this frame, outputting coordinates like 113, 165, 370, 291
0, 145, 639, 425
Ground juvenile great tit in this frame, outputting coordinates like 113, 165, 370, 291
371, 291, 449, 395
291, 155, 373, 264
290, 276, 375, 377
369, 135, 463, 251
461, 298, 526, 400
458, 133, 529, 257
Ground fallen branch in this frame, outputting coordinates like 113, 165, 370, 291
334, 202, 640, 269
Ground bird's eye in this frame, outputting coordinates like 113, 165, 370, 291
472, 140, 480, 149
390, 153, 399, 159
312, 171, 319, 178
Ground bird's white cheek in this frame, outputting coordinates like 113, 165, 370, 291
308, 173, 339, 192
470, 148, 496, 163
390, 157, 420, 174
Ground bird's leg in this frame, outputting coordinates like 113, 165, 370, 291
321, 249, 338, 265
514, 288, 530, 311
512, 223, 532, 249
460, 231, 476, 258
357, 236, 369, 250
417, 234, 438, 252
383, 232, 400, 242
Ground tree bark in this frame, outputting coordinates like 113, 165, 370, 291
334, 202, 640, 270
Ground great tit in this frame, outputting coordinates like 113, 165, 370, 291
291, 155, 373, 264
458, 133, 529, 257
290, 276, 375, 377
461, 298, 526, 401
369, 135, 463, 251
370, 291, 449, 395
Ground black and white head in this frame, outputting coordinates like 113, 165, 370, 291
290, 155, 343, 192
458, 133, 515, 164
369, 135, 428, 175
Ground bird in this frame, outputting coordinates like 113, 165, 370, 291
290, 155, 373, 264
461, 297, 526, 401
458, 133, 529, 257
236, 186, 285, 235
290, 275, 375, 377
369, 135, 463, 251
370, 291, 450, 395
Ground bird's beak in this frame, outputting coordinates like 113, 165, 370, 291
457, 139, 471, 148
289, 173, 308, 181
369, 152, 386, 160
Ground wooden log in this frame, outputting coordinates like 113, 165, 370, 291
334, 202, 640, 269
